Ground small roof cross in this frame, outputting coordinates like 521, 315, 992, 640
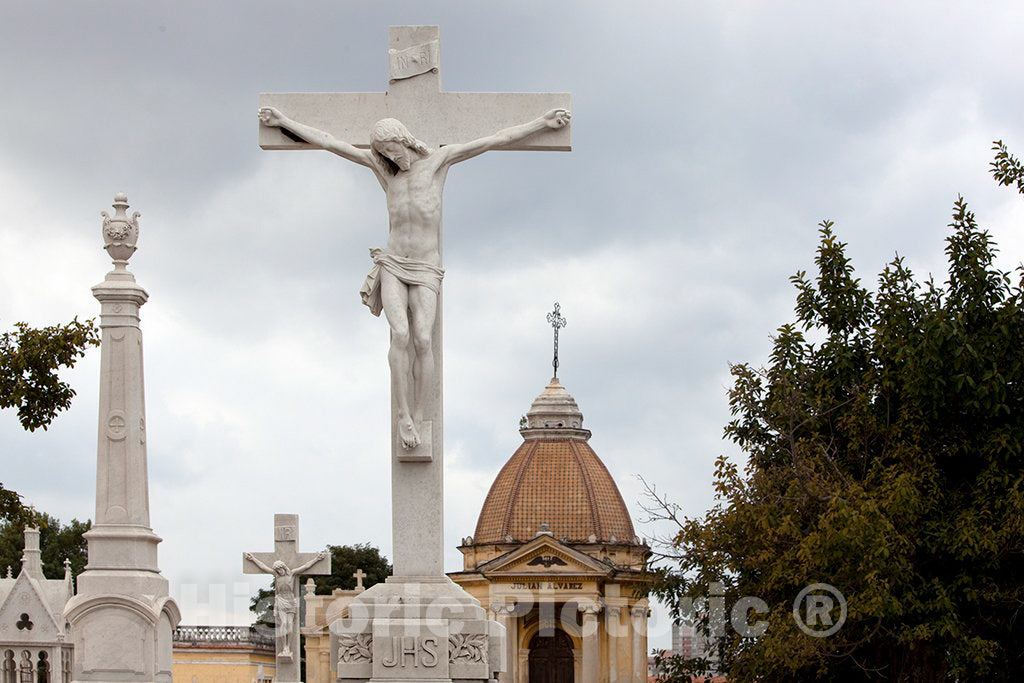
352, 568, 366, 590
546, 303, 567, 378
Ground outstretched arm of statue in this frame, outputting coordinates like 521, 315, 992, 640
243, 552, 275, 575
259, 107, 374, 168
441, 108, 571, 165
292, 550, 329, 576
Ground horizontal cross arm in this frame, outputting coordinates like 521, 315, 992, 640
259, 92, 388, 151
259, 91, 571, 151
242, 551, 331, 576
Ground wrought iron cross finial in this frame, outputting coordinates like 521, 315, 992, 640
546, 302, 567, 378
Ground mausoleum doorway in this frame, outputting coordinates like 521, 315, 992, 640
528, 629, 574, 683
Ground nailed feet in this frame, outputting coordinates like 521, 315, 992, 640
398, 415, 421, 449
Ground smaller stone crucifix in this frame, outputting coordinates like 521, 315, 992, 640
243, 514, 330, 682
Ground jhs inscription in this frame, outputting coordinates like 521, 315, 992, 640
511, 581, 583, 591
381, 636, 439, 668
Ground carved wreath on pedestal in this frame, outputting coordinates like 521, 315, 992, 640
338, 633, 372, 663
449, 633, 488, 664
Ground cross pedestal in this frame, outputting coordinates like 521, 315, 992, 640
260, 25, 569, 682
243, 514, 331, 683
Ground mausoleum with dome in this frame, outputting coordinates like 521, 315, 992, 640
449, 376, 652, 683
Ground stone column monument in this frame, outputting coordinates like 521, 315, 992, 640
257, 25, 571, 682
64, 194, 180, 683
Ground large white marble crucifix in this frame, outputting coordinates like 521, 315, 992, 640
258, 25, 571, 578
243, 513, 330, 682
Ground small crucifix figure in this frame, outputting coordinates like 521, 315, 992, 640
243, 514, 330, 682
547, 302, 567, 378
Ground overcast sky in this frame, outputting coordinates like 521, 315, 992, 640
1, 1, 1022, 648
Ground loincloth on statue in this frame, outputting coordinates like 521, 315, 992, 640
359, 247, 445, 317
274, 596, 296, 615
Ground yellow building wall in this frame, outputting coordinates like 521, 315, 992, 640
172, 648, 275, 683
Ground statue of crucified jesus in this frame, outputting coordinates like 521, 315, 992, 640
258, 106, 571, 449
244, 550, 328, 658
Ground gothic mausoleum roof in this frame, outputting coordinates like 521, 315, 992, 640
472, 378, 637, 545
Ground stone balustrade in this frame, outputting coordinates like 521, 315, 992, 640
172, 625, 273, 649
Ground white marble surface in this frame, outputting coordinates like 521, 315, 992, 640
63, 194, 179, 683
243, 513, 330, 682
257, 27, 571, 680
258, 26, 570, 585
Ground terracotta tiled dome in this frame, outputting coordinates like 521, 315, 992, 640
472, 378, 636, 545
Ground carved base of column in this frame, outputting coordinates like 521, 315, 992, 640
332, 578, 505, 682
64, 586, 179, 683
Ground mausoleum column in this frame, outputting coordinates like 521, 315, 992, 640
491, 603, 517, 683
606, 605, 621, 683
630, 604, 648, 683
580, 602, 601, 683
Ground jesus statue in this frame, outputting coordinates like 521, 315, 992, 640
244, 550, 328, 659
258, 106, 571, 449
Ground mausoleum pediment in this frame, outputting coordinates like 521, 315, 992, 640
477, 536, 611, 578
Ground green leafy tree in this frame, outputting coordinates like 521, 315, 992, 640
646, 145, 1024, 681
0, 509, 90, 579
249, 542, 392, 628
991, 140, 1024, 194
0, 317, 100, 520
0, 318, 100, 432
0, 488, 22, 523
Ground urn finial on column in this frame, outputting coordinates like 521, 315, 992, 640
100, 192, 141, 272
